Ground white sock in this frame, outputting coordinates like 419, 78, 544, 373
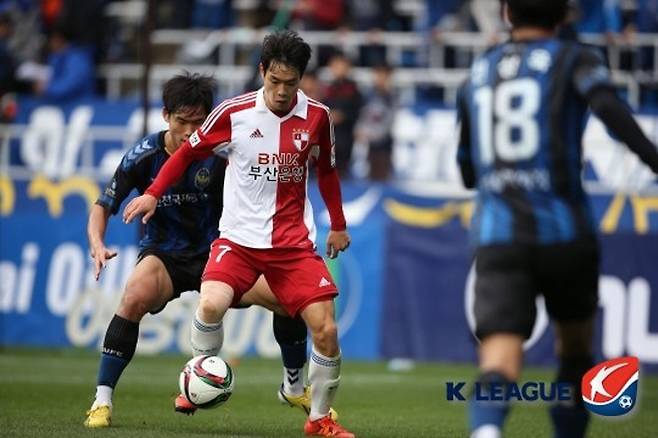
282, 367, 305, 396
190, 309, 224, 356
471, 424, 501, 438
308, 347, 341, 421
94, 385, 113, 407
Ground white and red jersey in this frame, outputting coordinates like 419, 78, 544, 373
146, 88, 346, 249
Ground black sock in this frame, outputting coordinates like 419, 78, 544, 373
273, 314, 307, 394
97, 314, 139, 388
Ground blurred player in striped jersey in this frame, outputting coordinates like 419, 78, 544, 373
456, 0, 658, 436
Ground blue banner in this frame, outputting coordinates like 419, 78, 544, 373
0, 178, 384, 360
380, 190, 658, 370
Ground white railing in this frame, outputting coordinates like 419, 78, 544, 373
149, 29, 658, 75
97, 29, 658, 105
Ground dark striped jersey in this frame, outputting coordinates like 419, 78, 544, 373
97, 131, 226, 254
457, 38, 615, 246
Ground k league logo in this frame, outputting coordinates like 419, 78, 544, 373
581, 356, 639, 417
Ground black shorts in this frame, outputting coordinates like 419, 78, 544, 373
474, 239, 600, 340
137, 248, 208, 312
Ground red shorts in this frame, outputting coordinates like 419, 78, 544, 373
202, 238, 338, 316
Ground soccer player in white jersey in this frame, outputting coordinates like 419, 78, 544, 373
124, 31, 354, 438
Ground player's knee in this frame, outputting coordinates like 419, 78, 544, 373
310, 320, 338, 356
198, 295, 224, 322
117, 288, 151, 321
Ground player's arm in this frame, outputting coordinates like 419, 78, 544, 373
88, 158, 137, 280
575, 48, 658, 173
123, 113, 231, 224
88, 205, 116, 281
587, 89, 658, 173
316, 110, 349, 259
456, 83, 477, 188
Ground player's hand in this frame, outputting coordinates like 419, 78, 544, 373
326, 230, 350, 259
90, 245, 118, 281
123, 194, 157, 224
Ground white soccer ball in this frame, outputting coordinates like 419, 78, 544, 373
618, 395, 633, 409
179, 355, 235, 408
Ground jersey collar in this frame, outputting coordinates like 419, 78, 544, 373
255, 88, 308, 120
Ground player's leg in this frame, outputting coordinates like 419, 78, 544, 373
245, 278, 310, 398
300, 300, 353, 437
241, 276, 338, 419
549, 318, 595, 438
469, 246, 535, 438
175, 279, 234, 415
265, 252, 352, 436
243, 278, 309, 400
177, 238, 260, 414
541, 240, 599, 438
85, 254, 174, 428
190, 280, 234, 356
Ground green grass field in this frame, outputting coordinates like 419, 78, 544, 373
0, 348, 655, 437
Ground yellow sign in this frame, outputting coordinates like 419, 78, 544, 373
0, 173, 15, 216
384, 198, 474, 228
600, 193, 658, 234
27, 174, 100, 217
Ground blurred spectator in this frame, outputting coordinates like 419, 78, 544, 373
2, 0, 43, 64
55, 0, 108, 62
0, 11, 15, 95
323, 52, 362, 178
291, 0, 345, 30
354, 63, 396, 181
41, 0, 63, 30
290, 0, 346, 66
344, 0, 398, 66
625, 0, 658, 69
0, 10, 17, 122
33, 24, 95, 102
299, 68, 323, 101
156, 0, 193, 29
191, 0, 233, 29
575, 0, 622, 41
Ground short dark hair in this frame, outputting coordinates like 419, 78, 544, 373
506, 0, 568, 30
162, 72, 216, 115
260, 30, 312, 78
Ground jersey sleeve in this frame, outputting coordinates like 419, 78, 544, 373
146, 102, 233, 198
316, 108, 337, 172
96, 155, 137, 215
456, 83, 476, 189
572, 47, 615, 98
190, 99, 235, 156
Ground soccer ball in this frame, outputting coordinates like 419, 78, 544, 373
618, 395, 633, 409
179, 355, 235, 408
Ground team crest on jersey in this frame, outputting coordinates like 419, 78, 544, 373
194, 167, 211, 189
581, 356, 639, 417
292, 129, 310, 151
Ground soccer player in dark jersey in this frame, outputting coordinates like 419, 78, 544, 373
84, 73, 326, 428
456, 1, 658, 437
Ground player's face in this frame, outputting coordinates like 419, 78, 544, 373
164, 105, 208, 151
261, 62, 301, 113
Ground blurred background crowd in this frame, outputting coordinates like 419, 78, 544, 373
1, 0, 657, 181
